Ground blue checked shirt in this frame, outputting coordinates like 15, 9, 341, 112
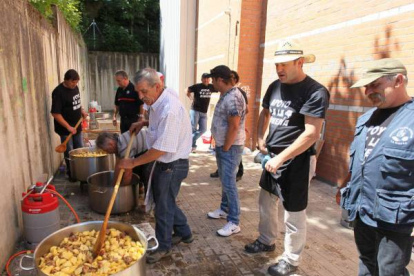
211, 87, 246, 147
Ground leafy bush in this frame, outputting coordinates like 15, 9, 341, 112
29, 0, 82, 32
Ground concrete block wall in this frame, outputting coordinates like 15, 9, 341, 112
0, 0, 88, 269
88, 51, 159, 111
197, 0, 414, 185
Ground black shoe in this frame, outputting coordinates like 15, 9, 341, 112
172, 234, 194, 245
268, 260, 298, 276
244, 239, 275, 253
210, 170, 219, 178
236, 175, 242, 182
146, 249, 172, 264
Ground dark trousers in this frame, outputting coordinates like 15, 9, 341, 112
237, 157, 244, 177
60, 132, 83, 176
152, 159, 192, 250
354, 217, 413, 276
120, 115, 138, 133
132, 161, 152, 194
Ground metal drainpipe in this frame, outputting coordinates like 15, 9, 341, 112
224, 9, 231, 65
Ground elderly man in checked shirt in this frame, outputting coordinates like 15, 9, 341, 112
119, 67, 193, 264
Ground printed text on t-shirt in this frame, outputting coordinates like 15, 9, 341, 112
365, 126, 387, 158
199, 89, 212, 98
270, 99, 293, 127
72, 94, 81, 110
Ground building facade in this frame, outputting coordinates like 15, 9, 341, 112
191, 0, 414, 185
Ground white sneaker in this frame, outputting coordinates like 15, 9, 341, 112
217, 221, 241, 237
207, 209, 227, 219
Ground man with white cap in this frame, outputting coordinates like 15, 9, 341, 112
244, 39, 329, 276
339, 58, 414, 276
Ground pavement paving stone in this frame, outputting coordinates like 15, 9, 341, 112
4, 146, 414, 276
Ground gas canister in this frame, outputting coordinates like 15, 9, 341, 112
21, 183, 60, 249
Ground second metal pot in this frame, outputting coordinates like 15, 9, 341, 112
69, 147, 115, 182
87, 171, 139, 214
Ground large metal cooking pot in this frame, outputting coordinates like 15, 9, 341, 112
88, 171, 139, 214
69, 147, 115, 182
20, 221, 158, 276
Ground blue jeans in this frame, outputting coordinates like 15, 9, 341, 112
216, 145, 243, 225
60, 131, 83, 176
190, 109, 207, 148
354, 216, 413, 276
152, 159, 192, 250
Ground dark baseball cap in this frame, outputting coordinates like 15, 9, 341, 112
205, 65, 232, 79
201, 73, 210, 79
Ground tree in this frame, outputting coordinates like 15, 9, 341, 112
81, 0, 160, 53
29, 0, 82, 31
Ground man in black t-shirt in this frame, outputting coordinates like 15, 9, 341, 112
113, 70, 144, 133
186, 73, 216, 152
244, 40, 330, 276
51, 69, 88, 180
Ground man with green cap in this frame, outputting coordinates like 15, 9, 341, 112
339, 58, 414, 276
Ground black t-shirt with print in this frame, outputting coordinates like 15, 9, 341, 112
51, 83, 82, 136
188, 83, 216, 113
364, 105, 401, 159
114, 81, 143, 117
262, 76, 330, 150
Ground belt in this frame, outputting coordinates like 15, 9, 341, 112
157, 158, 188, 166
268, 147, 313, 156
267, 147, 286, 155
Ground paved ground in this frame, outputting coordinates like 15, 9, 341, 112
4, 145, 414, 276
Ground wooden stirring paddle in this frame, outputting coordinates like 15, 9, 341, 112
92, 131, 136, 258
55, 118, 84, 153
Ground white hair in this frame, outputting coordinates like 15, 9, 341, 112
133, 67, 161, 86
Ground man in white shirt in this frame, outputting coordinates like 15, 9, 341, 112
119, 67, 193, 264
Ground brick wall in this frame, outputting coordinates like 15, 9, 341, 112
194, 0, 242, 131
194, 0, 266, 147
237, 0, 267, 148
197, 0, 414, 185
260, 0, 414, 185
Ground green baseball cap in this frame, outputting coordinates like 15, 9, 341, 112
351, 58, 407, 88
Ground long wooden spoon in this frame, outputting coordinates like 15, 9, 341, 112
92, 131, 136, 258
55, 118, 83, 153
